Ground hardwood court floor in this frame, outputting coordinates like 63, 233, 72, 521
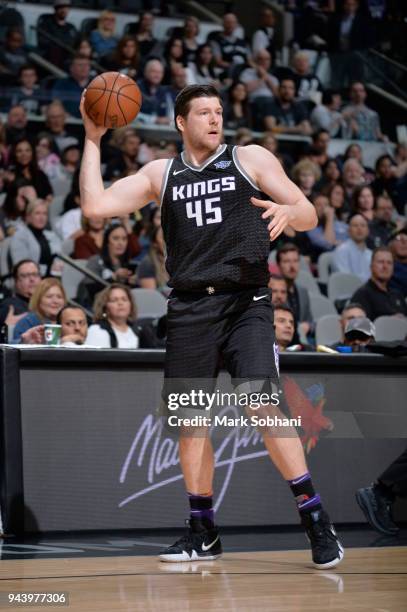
1, 546, 406, 612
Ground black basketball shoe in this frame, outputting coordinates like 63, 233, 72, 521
356, 485, 399, 535
302, 509, 344, 569
159, 518, 223, 563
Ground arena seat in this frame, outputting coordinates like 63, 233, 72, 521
131, 288, 167, 319
297, 269, 321, 295
374, 316, 407, 342
310, 293, 337, 320
328, 272, 363, 302
315, 314, 342, 346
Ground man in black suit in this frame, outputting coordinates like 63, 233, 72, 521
328, 0, 375, 88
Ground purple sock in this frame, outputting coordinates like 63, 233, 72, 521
188, 492, 214, 527
287, 472, 322, 515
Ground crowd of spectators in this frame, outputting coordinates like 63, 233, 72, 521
0, 1, 406, 349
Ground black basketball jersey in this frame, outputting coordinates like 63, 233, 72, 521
161, 144, 270, 291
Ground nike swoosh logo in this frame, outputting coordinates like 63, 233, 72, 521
173, 169, 187, 175
253, 295, 268, 301
202, 535, 219, 552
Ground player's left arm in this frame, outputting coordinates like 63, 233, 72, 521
238, 145, 318, 241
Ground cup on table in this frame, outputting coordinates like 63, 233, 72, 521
44, 324, 62, 346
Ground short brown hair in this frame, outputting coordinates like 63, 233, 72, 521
372, 246, 393, 262
29, 278, 67, 319
174, 84, 222, 131
276, 243, 300, 264
93, 283, 137, 322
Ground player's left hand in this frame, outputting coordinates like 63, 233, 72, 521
251, 197, 295, 242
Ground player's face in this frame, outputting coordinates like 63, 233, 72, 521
181, 97, 223, 151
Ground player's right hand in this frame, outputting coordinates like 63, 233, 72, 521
79, 91, 108, 140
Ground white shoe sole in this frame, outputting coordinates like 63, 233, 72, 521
313, 545, 344, 570
159, 551, 222, 563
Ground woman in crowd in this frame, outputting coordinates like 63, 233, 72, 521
130, 11, 157, 58
341, 158, 365, 212
291, 159, 321, 199
89, 10, 118, 58
103, 35, 139, 79
6, 138, 53, 202
79, 222, 140, 307
317, 158, 341, 191
35, 132, 62, 181
162, 37, 188, 84
180, 16, 200, 63
87, 283, 139, 348
12, 277, 66, 343
351, 185, 375, 221
10, 199, 61, 274
324, 182, 347, 221
136, 226, 169, 293
74, 216, 106, 259
0, 179, 36, 237
223, 81, 252, 130
188, 44, 221, 86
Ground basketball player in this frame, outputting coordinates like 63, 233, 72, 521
79, 85, 343, 569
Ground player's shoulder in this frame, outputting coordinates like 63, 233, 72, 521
236, 143, 276, 170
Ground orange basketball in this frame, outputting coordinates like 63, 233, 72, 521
84, 72, 142, 129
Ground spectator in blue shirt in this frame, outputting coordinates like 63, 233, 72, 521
333, 213, 372, 281
89, 11, 119, 58
307, 193, 348, 260
389, 227, 407, 298
52, 55, 91, 118
137, 59, 171, 125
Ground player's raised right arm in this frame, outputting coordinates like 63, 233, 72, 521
79, 93, 163, 219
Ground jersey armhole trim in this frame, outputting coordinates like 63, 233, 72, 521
159, 158, 174, 208
232, 146, 260, 191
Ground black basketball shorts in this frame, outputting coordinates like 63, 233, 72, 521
161, 286, 281, 415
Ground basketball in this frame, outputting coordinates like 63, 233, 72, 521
84, 72, 142, 129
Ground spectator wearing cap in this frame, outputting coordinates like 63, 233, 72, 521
368, 194, 398, 249
351, 246, 407, 320
333, 213, 372, 281
389, 227, 407, 298
310, 90, 344, 137
338, 301, 367, 341
342, 82, 387, 142
52, 55, 91, 118
268, 274, 288, 306
0, 260, 41, 328
343, 317, 376, 350
37, 0, 77, 69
